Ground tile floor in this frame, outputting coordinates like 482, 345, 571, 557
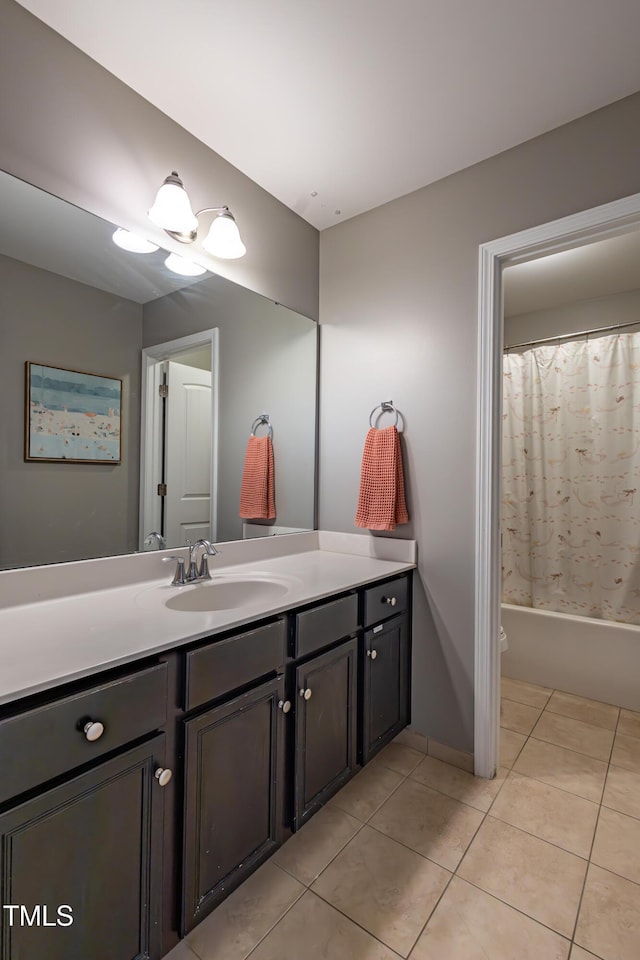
164, 679, 640, 960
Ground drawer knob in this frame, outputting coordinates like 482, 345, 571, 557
278, 699, 292, 714
299, 688, 313, 701
367, 649, 378, 660
154, 767, 173, 787
382, 596, 397, 607
83, 720, 104, 742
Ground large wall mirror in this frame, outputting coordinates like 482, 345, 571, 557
0, 171, 318, 570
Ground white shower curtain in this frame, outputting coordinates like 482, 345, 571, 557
502, 332, 640, 624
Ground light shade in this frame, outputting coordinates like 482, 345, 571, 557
148, 171, 198, 234
112, 228, 159, 253
164, 252, 207, 277
202, 210, 246, 259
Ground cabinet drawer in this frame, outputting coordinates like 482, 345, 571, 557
0, 662, 168, 806
185, 619, 286, 711
294, 593, 358, 659
363, 576, 408, 626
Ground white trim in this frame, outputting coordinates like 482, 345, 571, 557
139, 329, 220, 550
474, 191, 640, 778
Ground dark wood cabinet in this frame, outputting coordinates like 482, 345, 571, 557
181, 675, 287, 934
294, 637, 358, 827
361, 613, 410, 763
0, 735, 166, 960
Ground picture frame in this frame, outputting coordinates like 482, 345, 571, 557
25, 362, 122, 464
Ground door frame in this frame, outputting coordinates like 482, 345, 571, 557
474, 191, 640, 778
139, 329, 219, 549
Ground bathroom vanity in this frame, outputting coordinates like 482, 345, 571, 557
0, 535, 414, 959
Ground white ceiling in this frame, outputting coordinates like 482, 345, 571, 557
504, 230, 640, 317
16, 0, 640, 230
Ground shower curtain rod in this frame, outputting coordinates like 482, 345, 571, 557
505, 318, 640, 352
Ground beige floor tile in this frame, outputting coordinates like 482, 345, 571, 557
393, 727, 429, 754
372, 741, 424, 775
501, 698, 542, 735
575, 863, 640, 960
513, 738, 607, 803
410, 755, 509, 812
602, 764, 640, 820
500, 727, 527, 768
311, 825, 450, 956
591, 806, 640, 885
545, 691, 619, 731
501, 676, 553, 709
409, 876, 570, 960
489, 771, 599, 858
570, 947, 601, 960
617, 708, 640, 741
610, 731, 640, 773
457, 817, 587, 937
329, 761, 404, 822
161, 941, 199, 960
531, 713, 614, 762
248, 891, 401, 960
428, 739, 474, 773
185, 861, 304, 960
271, 805, 360, 886
370, 777, 484, 871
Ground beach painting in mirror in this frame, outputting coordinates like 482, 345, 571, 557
25, 362, 122, 463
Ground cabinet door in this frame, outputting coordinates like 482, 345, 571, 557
294, 638, 358, 828
362, 614, 410, 763
0, 735, 166, 960
182, 676, 287, 934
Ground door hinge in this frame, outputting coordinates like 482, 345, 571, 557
157, 483, 167, 496
159, 383, 169, 398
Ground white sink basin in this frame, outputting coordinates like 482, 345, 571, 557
163, 575, 292, 612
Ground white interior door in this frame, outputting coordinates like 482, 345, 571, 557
165, 361, 212, 547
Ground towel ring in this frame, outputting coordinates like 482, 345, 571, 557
369, 401, 400, 429
251, 414, 273, 438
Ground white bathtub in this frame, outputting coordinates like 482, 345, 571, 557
501, 603, 640, 712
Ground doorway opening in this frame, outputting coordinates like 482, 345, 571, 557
474, 192, 640, 778
139, 329, 219, 551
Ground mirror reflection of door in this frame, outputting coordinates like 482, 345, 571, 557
140, 331, 218, 551
165, 358, 212, 546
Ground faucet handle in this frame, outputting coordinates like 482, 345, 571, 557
199, 555, 213, 580
163, 556, 187, 586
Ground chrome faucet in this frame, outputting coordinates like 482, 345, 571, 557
186, 539, 219, 581
144, 531, 167, 550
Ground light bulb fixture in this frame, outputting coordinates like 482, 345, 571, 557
112, 228, 159, 253
148, 171, 246, 259
164, 252, 207, 277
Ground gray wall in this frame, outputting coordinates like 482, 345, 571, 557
0, 255, 142, 567
504, 288, 640, 348
143, 280, 317, 542
0, 0, 319, 321
319, 92, 640, 753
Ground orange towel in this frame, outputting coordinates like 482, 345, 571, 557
239, 434, 276, 520
355, 426, 408, 531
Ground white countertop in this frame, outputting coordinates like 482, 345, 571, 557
0, 533, 415, 707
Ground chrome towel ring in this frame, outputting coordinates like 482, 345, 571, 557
369, 401, 400, 429
251, 413, 273, 438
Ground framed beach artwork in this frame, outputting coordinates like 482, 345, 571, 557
25, 362, 122, 464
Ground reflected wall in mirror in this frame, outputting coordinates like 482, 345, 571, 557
0, 171, 318, 570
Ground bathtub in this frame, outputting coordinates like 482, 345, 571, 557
501, 603, 640, 712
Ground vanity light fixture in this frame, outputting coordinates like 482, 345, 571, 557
148, 171, 246, 260
112, 228, 159, 254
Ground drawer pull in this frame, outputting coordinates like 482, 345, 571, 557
83, 720, 105, 742
154, 767, 173, 787
382, 596, 397, 607
299, 688, 313, 701
278, 699, 292, 714
367, 649, 378, 660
